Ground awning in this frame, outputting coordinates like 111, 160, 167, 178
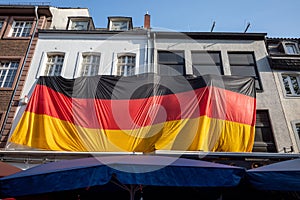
246, 158, 300, 191
0, 161, 22, 178
0, 155, 246, 199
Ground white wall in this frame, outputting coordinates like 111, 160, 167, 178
49, 7, 90, 29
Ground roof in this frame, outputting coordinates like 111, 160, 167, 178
0, 5, 52, 17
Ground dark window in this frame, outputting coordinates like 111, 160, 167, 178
296, 123, 300, 136
192, 51, 223, 75
158, 51, 185, 76
228, 52, 262, 90
253, 110, 276, 152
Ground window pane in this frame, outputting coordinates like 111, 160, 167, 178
192, 52, 222, 75
158, 51, 184, 64
286, 44, 298, 54
45, 54, 64, 76
158, 51, 185, 76
282, 74, 300, 96
254, 110, 276, 152
230, 65, 257, 76
296, 123, 300, 138
229, 53, 261, 90
11, 21, 33, 37
159, 64, 184, 76
193, 65, 222, 76
228, 53, 254, 65
0, 61, 19, 87
117, 54, 136, 76
81, 54, 100, 76
192, 52, 220, 65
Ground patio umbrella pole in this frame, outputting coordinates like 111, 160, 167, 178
111, 179, 140, 200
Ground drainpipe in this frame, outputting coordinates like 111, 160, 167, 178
0, 6, 39, 145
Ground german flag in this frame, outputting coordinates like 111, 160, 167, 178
9, 73, 256, 152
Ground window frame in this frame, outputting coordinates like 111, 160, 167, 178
291, 120, 300, 151
253, 110, 276, 152
0, 112, 5, 131
280, 73, 300, 97
116, 53, 136, 76
191, 51, 223, 76
43, 52, 65, 76
4, 17, 35, 39
157, 50, 186, 76
0, 59, 20, 89
79, 52, 101, 77
0, 17, 8, 37
282, 42, 300, 55
228, 51, 262, 91
67, 17, 91, 31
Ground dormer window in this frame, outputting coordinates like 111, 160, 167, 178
279, 41, 300, 55
71, 21, 88, 30
108, 17, 132, 31
110, 21, 129, 31
285, 43, 299, 55
67, 17, 94, 31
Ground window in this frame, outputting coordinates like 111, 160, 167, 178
192, 51, 223, 76
117, 54, 135, 76
253, 110, 276, 152
158, 51, 185, 76
281, 74, 300, 96
80, 53, 100, 76
44, 54, 64, 76
0, 61, 19, 88
283, 42, 300, 55
110, 21, 129, 31
0, 21, 3, 30
10, 21, 33, 37
292, 121, 300, 150
71, 21, 88, 30
228, 52, 262, 90
108, 17, 132, 31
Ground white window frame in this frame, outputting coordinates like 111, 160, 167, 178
281, 73, 300, 97
10, 20, 33, 37
44, 53, 65, 76
0, 60, 19, 88
117, 53, 136, 76
80, 53, 101, 76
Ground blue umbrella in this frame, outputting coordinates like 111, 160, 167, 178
247, 158, 300, 191
0, 155, 245, 199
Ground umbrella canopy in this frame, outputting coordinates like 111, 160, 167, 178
246, 158, 300, 191
0, 155, 245, 199
0, 161, 22, 178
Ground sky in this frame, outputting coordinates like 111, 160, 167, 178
2, 0, 300, 38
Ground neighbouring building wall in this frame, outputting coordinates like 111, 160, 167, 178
0, 6, 52, 148
153, 34, 291, 153
267, 38, 300, 153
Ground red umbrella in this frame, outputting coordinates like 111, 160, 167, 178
0, 161, 22, 178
